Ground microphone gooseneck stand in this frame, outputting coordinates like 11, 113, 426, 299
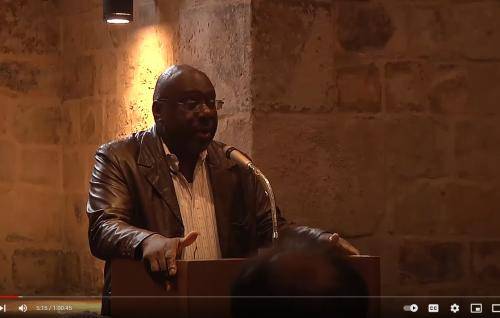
246, 162, 279, 243
224, 146, 279, 244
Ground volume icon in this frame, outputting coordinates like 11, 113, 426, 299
18, 304, 27, 312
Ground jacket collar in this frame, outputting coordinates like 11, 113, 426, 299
137, 124, 182, 223
137, 125, 162, 168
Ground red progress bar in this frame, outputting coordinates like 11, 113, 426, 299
0, 295, 20, 299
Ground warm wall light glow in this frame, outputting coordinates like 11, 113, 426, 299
124, 25, 173, 132
106, 18, 130, 24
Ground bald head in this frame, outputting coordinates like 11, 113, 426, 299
153, 64, 213, 101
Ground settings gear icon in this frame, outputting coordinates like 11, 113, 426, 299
450, 303, 460, 313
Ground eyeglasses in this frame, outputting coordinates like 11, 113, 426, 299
156, 97, 224, 111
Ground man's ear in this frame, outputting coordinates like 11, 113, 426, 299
152, 101, 161, 122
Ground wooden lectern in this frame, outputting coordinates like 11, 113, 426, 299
111, 256, 380, 318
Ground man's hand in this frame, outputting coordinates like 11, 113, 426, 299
319, 232, 360, 256
141, 231, 199, 276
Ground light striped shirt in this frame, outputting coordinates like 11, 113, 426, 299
162, 143, 221, 260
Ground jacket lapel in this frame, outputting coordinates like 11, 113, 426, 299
137, 126, 182, 224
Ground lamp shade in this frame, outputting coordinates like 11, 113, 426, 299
103, 0, 133, 24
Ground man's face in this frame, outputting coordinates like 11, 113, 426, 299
154, 70, 218, 155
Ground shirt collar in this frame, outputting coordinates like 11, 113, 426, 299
161, 141, 207, 174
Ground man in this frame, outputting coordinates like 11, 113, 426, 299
87, 64, 358, 315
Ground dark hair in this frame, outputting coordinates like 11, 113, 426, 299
231, 234, 369, 318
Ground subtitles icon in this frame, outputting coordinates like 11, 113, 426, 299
428, 304, 439, 313
403, 304, 419, 313
471, 303, 482, 314
450, 303, 459, 313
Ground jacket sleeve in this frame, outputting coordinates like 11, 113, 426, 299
87, 146, 156, 261
251, 169, 326, 247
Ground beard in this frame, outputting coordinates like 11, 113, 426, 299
157, 120, 217, 158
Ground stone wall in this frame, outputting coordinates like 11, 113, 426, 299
0, 0, 67, 294
251, 0, 500, 296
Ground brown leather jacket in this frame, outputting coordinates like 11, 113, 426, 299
87, 125, 325, 314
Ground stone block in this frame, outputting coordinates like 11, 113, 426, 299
0, 61, 40, 94
392, 182, 447, 236
58, 0, 101, 15
13, 104, 61, 144
95, 51, 117, 96
471, 242, 500, 281
455, 119, 500, 181
62, 55, 96, 101
12, 249, 81, 294
62, 13, 113, 52
61, 100, 81, 145
103, 97, 132, 141
80, 145, 101, 194
215, 113, 253, 156
80, 98, 103, 145
64, 193, 88, 249
0, 250, 8, 292
250, 0, 334, 112
445, 183, 500, 236
0, 59, 61, 96
429, 64, 468, 114
399, 241, 464, 284
467, 62, 500, 115
336, 2, 394, 52
80, 255, 104, 294
65, 193, 86, 227
19, 147, 61, 188
385, 62, 427, 113
0, 139, 18, 183
405, 5, 453, 58
253, 113, 385, 237
449, 3, 500, 59
0, 186, 63, 242
136, 1, 161, 26
0, 0, 60, 54
0, 97, 16, 138
385, 116, 450, 180
63, 148, 85, 192
336, 64, 381, 113
180, 1, 252, 113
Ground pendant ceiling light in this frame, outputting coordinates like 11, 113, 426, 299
104, 0, 133, 24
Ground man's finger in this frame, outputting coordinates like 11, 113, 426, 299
157, 252, 167, 272
328, 233, 340, 245
149, 257, 160, 272
339, 238, 360, 255
179, 231, 199, 249
165, 280, 173, 292
166, 255, 177, 276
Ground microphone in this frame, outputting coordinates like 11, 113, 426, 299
223, 146, 252, 169
223, 145, 279, 242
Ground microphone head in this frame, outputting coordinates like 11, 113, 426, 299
223, 145, 252, 169
223, 145, 236, 159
